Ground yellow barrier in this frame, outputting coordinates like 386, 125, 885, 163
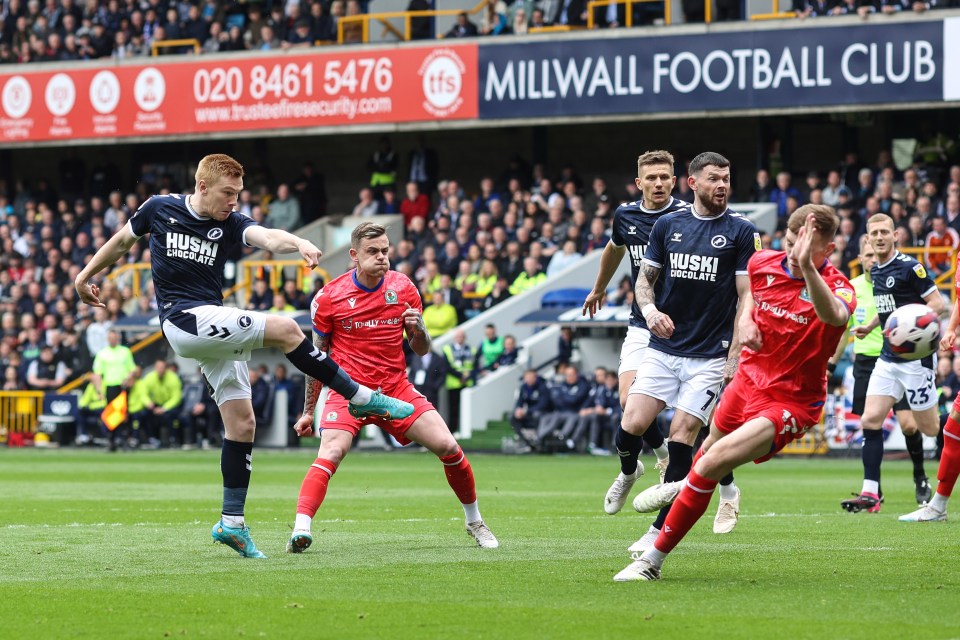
338, 0, 487, 44
0, 391, 44, 442
107, 262, 152, 298
151, 38, 201, 56
586, 0, 672, 27
750, 0, 797, 20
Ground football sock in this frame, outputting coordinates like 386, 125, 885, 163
935, 416, 960, 498
652, 441, 693, 530
295, 458, 339, 523
719, 472, 735, 487
904, 430, 926, 479
642, 426, 668, 460
440, 447, 478, 506
615, 427, 645, 476
930, 492, 949, 512
861, 429, 883, 492
285, 338, 361, 400
462, 501, 482, 523
221, 439, 253, 525
653, 469, 718, 555
718, 481, 738, 500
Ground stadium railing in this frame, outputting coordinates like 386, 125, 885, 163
151, 38, 201, 56
749, 0, 796, 20
337, 0, 487, 44
0, 391, 44, 445
107, 262, 152, 298
586, 0, 672, 27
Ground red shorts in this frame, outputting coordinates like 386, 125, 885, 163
320, 382, 434, 446
713, 373, 823, 464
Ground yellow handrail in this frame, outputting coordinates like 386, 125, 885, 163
586, 0, 672, 28
106, 262, 152, 298
338, 0, 487, 44
0, 391, 44, 442
151, 38, 201, 56
750, 0, 797, 19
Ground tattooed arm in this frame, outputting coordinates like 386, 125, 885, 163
635, 262, 674, 339
403, 302, 432, 356
293, 332, 329, 436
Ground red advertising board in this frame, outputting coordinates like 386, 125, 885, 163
0, 44, 478, 143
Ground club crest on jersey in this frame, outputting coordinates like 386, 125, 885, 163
326, 411, 337, 421
238, 315, 252, 329
886, 276, 895, 288
711, 235, 728, 248
913, 264, 927, 279
671, 232, 683, 243
206, 228, 224, 241
766, 275, 775, 287
754, 233, 762, 251
799, 287, 811, 302
341, 318, 352, 332
385, 289, 398, 304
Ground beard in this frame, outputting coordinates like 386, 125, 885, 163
695, 189, 727, 216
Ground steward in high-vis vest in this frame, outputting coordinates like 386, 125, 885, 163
443, 328, 475, 434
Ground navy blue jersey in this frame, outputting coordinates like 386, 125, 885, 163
128, 194, 257, 323
610, 197, 691, 329
871, 251, 938, 364
643, 209, 758, 358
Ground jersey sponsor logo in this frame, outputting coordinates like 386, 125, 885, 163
835, 288, 854, 304
341, 318, 352, 332
238, 315, 252, 329
875, 293, 896, 314
886, 276, 895, 288
669, 253, 718, 281
628, 244, 646, 267
350, 317, 402, 330
347, 297, 357, 308
670, 232, 683, 243
166, 231, 219, 266
758, 299, 809, 325
711, 235, 728, 248
913, 263, 927, 279
385, 289, 398, 304
207, 228, 224, 241
754, 233, 762, 251
766, 274, 775, 287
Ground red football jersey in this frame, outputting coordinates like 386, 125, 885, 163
311, 269, 422, 393
739, 250, 856, 404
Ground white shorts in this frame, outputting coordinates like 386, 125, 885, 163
865, 357, 937, 411
618, 326, 651, 377
162, 305, 266, 405
629, 349, 724, 424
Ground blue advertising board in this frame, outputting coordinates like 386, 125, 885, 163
479, 20, 954, 118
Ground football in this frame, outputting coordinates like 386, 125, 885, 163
883, 303, 941, 361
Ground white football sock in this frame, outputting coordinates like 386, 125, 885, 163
294, 513, 313, 531
652, 445, 668, 461
719, 482, 738, 501
221, 514, 244, 528
862, 480, 880, 496
463, 500, 481, 523
351, 385, 373, 405
930, 492, 949, 512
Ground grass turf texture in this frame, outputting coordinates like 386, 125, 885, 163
1, 450, 958, 639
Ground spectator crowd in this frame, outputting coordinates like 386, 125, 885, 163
1, 0, 956, 63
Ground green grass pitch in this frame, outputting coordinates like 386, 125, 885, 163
0, 449, 958, 639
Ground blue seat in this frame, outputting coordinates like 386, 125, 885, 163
541, 288, 592, 309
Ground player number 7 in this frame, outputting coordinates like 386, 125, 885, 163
700, 389, 716, 412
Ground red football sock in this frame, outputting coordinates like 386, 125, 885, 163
439, 447, 477, 504
654, 469, 718, 554
296, 458, 338, 517
937, 417, 960, 498
692, 445, 706, 469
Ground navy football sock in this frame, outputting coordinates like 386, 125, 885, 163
615, 427, 645, 476
862, 429, 883, 484
653, 441, 693, 530
285, 337, 360, 400
904, 430, 926, 479
221, 439, 253, 519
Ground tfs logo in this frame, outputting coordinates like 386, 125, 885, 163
419, 49, 465, 117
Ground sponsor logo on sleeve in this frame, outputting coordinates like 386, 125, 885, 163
754, 233, 762, 251
913, 263, 927, 279
835, 288, 854, 304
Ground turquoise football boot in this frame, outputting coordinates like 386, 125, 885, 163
348, 389, 414, 420
211, 520, 267, 558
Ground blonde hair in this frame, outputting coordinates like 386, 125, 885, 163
866, 212, 895, 232
637, 150, 675, 176
351, 222, 387, 249
195, 154, 244, 187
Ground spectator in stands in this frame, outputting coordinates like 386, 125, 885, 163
537, 364, 591, 451
509, 256, 546, 295
25, 344, 68, 391
529, 7, 547, 28
139, 359, 183, 448
282, 18, 313, 48
512, 7, 528, 33
407, 347, 449, 409
248, 366, 272, 430
770, 171, 803, 222
341, 0, 363, 43
76, 380, 106, 444
401, 181, 431, 226
576, 367, 618, 454
282, 279, 310, 310
268, 184, 301, 231
482, 276, 511, 311
406, 0, 434, 39
308, 0, 335, 41
443, 328, 475, 434
473, 323, 505, 379
480, 0, 508, 34
293, 161, 328, 223
546, 239, 583, 277
510, 369, 552, 451
422, 290, 458, 337
822, 170, 852, 206
270, 291, 296, 312
445, 11, 478, 36
556, 326, 575, 372
793, 0, 835, 17
247, 279, 272, 311
258, 24, 280, 49
85, 306, 112, 355
924, 216, 959, 276
352, 187, 379, 217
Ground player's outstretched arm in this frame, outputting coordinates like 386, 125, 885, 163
724, 274, 753, 381
583, 242, 625, 318
404, 303, 432, 356
245, 226, 323, 269
294, 332, 328, 437
75, 224, 139, 308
